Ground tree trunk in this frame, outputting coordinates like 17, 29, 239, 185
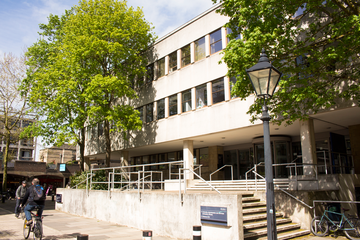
78, 127, 86, 172
104, 119, 111, 168
2, 134, 10, 192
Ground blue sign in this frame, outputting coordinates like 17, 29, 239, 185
201, 206, 227, 226
59, 164, 66, 172
56, 194, 62, 203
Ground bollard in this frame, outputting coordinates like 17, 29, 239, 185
77, 234, 88, 240
142, 230, 152, 240
193, 226, 201, 240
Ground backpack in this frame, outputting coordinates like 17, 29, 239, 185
31, 185, 46, 201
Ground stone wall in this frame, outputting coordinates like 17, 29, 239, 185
14, 161, 46, 172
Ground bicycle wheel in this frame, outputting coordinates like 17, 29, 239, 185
311, 216, 329, 237
23, 219, 30, 239
33, 220, 42, 240
345, 218, 360, 240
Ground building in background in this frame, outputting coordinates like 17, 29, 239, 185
39, 144, 76, 164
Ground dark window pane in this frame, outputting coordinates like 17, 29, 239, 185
196, 84, 207, 108
169, 95, 177, 116
212, 79, 225, 104
146, 64, 154, 83
137, 106, 144, 122
157, 99, 165, 120
182, 89, 192, 112
169, 51, 177, 73
210, 29, 222, 54
157, 58, 165, 78
146, 103, 154, 123
195, 37, 205, 61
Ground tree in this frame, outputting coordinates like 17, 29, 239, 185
0, 53, 30, 191
213, 0, 360, 124
22, 0, 155, 170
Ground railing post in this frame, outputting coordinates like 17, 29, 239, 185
90, 169, 93, 190
112, 168, 115, 190
143, 166, 145, 191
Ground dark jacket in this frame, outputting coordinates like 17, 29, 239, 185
16, 185, 27, 198
21, 185, 46, 206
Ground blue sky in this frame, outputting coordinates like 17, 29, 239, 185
0, 0, 216, 57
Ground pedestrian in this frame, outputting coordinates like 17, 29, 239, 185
15, 180, 27, 218
20, 178, 46, 226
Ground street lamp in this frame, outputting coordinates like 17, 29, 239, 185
246, 49, 282, 240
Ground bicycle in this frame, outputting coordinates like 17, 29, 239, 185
311, 204, 360, 239
22, 206, 43, 240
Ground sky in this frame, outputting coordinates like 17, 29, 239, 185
0, 0, 216, 57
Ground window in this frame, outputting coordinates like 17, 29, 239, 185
212, 78, 225, 104
137, 106, 144, 122
146, 103, 154, 123
195, 37, 206, 61
146, 64, 154, 83
210, 29, 222, 54
230, 77, 238, 99
98, 122, 104, 136
182, 89, 192, 112
296, 54, 312, 79
227, 27, 241, 42
157, 98, 165, 120
157, 58, 165, 78
196, 84, 207, 108
169, 51, 177, 73
181, 44, 191, 67
169, 95, 177, 116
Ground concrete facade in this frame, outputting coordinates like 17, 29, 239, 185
39, 144, 76, 164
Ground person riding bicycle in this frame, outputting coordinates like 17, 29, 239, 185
20, 178, 46, 226
15, 180, 27, 218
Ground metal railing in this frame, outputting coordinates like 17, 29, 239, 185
210, 165, 233, 182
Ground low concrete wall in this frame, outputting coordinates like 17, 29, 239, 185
56, 189, 244, 240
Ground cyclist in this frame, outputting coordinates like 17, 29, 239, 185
15, 180, 27, 218
20, 178, 46, 226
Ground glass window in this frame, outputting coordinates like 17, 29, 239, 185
169, 95, 177, 116
146, 103, 154, 123
146, 64, 154, 83
195, 37, 206, 61
169, 51, 177, 73
196, 84, 207, 108
181, 44, 191, 67
157, 98, 165, 120
227, 27, 241, 42
157, 58, 165, 78
98, 122, 104, 136
199, 148, 209, 167
212, 78, 225, 104
230, 76, 238, 99
182, 89, 192, 112
150, 155, 158, 170
137, 106, 144, 122
210, 29, 222, 54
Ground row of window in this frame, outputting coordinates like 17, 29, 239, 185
146, 27, 241, 82
138, 76, 237, 123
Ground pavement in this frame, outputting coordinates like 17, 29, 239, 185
0, 197, 348, 240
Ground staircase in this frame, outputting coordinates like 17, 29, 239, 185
242, 194, 310, 239
187, 179, 290, 191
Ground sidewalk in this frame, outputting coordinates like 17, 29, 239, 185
0, 197, 348, 240
0, 197, 174, 240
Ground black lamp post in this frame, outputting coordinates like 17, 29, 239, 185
246, 49, 282, 240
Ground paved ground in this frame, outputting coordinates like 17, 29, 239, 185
0, 197, 348, 240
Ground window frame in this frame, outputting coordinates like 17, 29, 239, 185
146, 103, 154, 123
212, 78, 225, 104
169, 94, 178, 116
210, 28, 222, 54
157, 98, 165, 120
146, 64, 154, 83
196, 84, 207, 109
169, 51, 177, 73
182, 89, 192, 113
157, 58, 165, 78
194, 37, 206, 62
181, 44, 191, 67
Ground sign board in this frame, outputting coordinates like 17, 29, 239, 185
56, 194, 62, 203
59, 164, 66, 172
201, 206, 227, 226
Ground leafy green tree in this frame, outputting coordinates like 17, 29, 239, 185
23, 0, 155, 170
213, 0, 360, 124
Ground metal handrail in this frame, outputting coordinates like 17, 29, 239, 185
210, 165, 233, 181
245, 162, 264, 190
179, 168, 220, 203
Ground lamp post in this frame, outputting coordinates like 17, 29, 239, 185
246, 49, 282, 240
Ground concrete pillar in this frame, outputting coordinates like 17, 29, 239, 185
207, 82, 212, 106
165, 97, 169, 118
205, 34, 210, 57
165, 55, 169, 75
177, 92, 182, 114
221, 27, 227, 49
183, 140, 194, 181
121, 151, 129, 167
190, 42, 195, 63
349, 124, 360, 174
177, 49, 181, 70
300, 119, 317, 176
84, 157, 91, 171
191, 87, 196, 110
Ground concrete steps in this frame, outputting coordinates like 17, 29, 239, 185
242, 195, 310, 240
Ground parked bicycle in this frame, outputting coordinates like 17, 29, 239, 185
311, 203, 360, 239
22, 205, 43, 240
